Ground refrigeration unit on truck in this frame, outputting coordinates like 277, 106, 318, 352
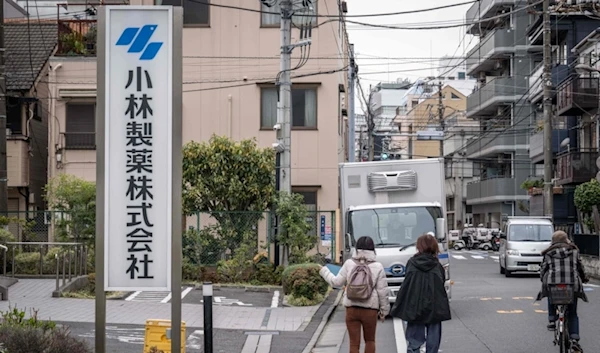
339, 158, 451, 303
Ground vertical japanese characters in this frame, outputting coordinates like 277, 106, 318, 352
125, 66, 155, 279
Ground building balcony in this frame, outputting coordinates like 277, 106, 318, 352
467, 177, 525, 205
555, 149, 600, 186
56, 19, 97, 56
528, 129, 569, 163
467, 77, 524, 118
556, 76, 599, 116
529, 63, 570, 104
465, 0, 517, 35
465, 128, 525, 158
465, 28, 515, 76
7, 137, 29, 188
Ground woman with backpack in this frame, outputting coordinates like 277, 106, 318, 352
319, 236, 390, 353
390, 233, 451, 353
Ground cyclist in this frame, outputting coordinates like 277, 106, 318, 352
536, 231, 589, 352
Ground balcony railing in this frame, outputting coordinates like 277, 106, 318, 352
56, 19, 97, 56
466, 129, 522, 158
467, 77, 524, 117
555, 149, 600, 185
529, 129, 569, 163
465, 28, 515, 75
466, 177, 523, 204
556, 76, 599, 116
465, 0, 517, 34
63, 132, 95, 150
529, 63, 570, 103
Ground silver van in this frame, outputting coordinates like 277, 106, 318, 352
498, 217, 554, 277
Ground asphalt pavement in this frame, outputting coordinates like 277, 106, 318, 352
315, 249, 600, 353
183, 286, 281, 307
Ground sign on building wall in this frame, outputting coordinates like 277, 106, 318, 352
104, 6, 174, 291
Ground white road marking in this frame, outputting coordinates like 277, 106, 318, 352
393, 318, 407, 353
451, 255, 466, 260
490, 256, 499, 260
584, 283, 600, 288
471, 255, 484, 259
187, 330, 204, 349
271, 290, 280, 308
125, 291, 142, 301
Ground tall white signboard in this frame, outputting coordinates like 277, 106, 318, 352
104, 7, 173, 291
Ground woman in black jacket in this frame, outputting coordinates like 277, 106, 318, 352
390, 233, 451, 353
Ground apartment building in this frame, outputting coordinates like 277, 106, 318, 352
46, 0, 348, 218
526, 9, 600, 228
406, 85, 468, 159
444, 111, 479, 230
462, 0, 536, 227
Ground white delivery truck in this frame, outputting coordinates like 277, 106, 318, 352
339, 158, 451, 303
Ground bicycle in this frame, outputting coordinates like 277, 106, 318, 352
548, 284, 578, 353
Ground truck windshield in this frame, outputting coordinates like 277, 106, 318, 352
508, 224, 553, 242
348, 206, 442, 247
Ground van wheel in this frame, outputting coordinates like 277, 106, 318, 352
500, 263, 505, 275
483, 245, 490, 251
454, 244, 461, 250
505, 269, 513, 277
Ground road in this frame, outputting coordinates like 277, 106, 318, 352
314, 250, 600, 353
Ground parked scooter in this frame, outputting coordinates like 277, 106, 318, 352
490, 230, 500, 252
453, 229, 493, 251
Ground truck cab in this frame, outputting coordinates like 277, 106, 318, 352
339, 159, 451, 303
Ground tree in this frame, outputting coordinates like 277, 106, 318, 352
274, 192, 315, 264
182, 135, 276, 252
574, 179, 600, 233
44, 174, 96, 244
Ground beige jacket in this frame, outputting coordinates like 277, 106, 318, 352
320, 250, 390, 316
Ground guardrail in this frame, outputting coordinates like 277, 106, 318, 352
1, 242, 87, 291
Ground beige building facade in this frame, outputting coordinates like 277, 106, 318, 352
47, 0, 348, 214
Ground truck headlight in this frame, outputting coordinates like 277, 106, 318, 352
507, 250, 520, 256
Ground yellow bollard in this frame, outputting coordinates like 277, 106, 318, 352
144, 319, 186, 353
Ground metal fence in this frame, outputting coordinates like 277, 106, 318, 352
2, 211, 68, 243
185, 210, 337, 266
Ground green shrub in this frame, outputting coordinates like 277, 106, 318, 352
14, 252, 40, 275
216, 258, 253, 283
0, 326, 91, 353
1, 306, 56, 331
251, 263, 284, 285
281, 263, 328, 301
182, 258, 201, 281
0, 228, 16, 244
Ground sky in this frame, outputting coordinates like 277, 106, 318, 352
346, 0, 477, 87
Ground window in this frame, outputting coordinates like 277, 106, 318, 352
261, 2, 317, 27
65, 103, 95, 149
162, 0, 209, 26
6, 97, 22, 135
293, 187, 318, 235
261, 86, 317, 129
458, 72, 466, 80
451, 92, 460, 99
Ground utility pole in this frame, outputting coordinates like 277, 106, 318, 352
367, 91, 375, 161
437, 81, 445, 157
277, 0, 292, 195
542, 0, 554, 218
347, 44, 356, 162
0, 0, 7, 217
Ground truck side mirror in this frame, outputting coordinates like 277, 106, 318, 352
435, 218, 446, 241
345, 233, 352, 251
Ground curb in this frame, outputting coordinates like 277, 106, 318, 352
301, 289, 344, 353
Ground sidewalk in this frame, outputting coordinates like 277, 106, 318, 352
0, 279, 318, 332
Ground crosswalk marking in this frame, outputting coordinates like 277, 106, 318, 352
125, 287, 193, 303
450, 250, 500, 262
451, 255, 466, 260
471, 255, 484, 259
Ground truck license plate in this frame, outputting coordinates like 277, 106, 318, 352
527, 264, 540, 272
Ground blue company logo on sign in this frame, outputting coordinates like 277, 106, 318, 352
116, 25, 163, 60
386, 264, 405, 277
